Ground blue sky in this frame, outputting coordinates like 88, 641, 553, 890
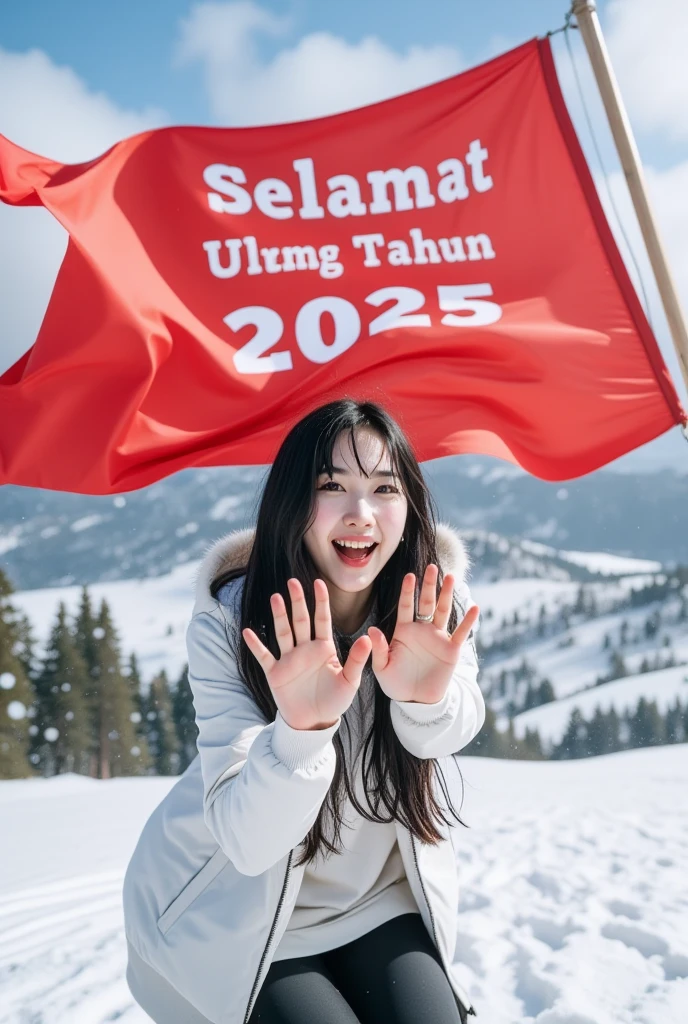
1, 0, 688, 471
1, 0, 684, 169
2, 1, 567, 123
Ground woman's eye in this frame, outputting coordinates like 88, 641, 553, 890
319, 480, 343, 491
376, 484, 399, 494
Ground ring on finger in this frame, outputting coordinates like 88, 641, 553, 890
416, 611, 435, 622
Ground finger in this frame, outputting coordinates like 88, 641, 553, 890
342, 635, 372, 687
417, 563, 439, 620
396, 573, 416, 628
450, 605, 480, 647
313, 578, 333, 642
367, 626, 389, 676
270, 592, 295, 655
433, 572, 455, 632
287, 578, 311, 645
242, 628, 276, 674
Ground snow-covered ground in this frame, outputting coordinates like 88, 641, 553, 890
1, 746, 687, 1024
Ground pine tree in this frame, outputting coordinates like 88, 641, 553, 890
521, 727, 545, 759
665, 698, 684, 744
608, 651, 628, 681
586, 705, 611, 756
172, 662, 198, 774
122, 652, 154, 774
605, 706, 622, 753
553, 708, 588, 759
90, 599, 143, 778
144, 669, 181, 775
72, 586, 100, 777
538, 679, 555, 705
463, 704, 507, 757
8, 598, 37, 683
629, 697, 664, 749
0, 570, 37, 779
30, 602, 92, 776
505, 718, 519, 758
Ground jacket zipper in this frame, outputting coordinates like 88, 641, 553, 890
243, 850, 294, 1024
410, 835, 476, 1019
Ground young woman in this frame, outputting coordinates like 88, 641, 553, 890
123, 399, 485, 1024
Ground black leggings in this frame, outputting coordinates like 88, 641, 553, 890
248, 913, 468, 1024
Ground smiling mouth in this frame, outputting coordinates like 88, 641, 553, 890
332, 540, 378, 566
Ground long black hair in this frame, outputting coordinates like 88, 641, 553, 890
211, 398, 469, 867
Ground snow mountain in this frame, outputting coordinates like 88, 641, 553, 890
2, 457, 688, 592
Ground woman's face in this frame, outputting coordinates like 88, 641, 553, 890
303, 428, 408, 598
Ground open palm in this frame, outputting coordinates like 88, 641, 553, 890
368, 565, 479, 705
242, 577, 372, 731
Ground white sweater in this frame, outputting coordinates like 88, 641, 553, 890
270, 611, 470, 961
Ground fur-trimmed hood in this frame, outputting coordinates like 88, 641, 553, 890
191, 522, 470, 618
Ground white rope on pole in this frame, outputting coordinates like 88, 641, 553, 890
570, 0, 688, 398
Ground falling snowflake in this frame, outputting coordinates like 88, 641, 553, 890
93, 627, 106, 640
65, 711, 74, 721
130, 711, 142, 724
7, 701, 27, 720
61, 682, 71, 692
44, 727, 59, 741
131, 746, 141, 756
0, 672, 16, 690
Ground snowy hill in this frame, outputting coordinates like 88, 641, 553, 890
472, 558, 688, 748
1, 746, 686, 1024
8, 534, 688, 754
9, 559, 199, 687
512, 665, 688, 743
2, 458, 688, 592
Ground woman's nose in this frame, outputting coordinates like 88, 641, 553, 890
344, 497, 374, 526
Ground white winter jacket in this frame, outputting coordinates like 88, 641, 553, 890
122, 522, 485, 1024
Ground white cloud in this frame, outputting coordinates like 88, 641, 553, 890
0, 46, 167, 374
549, 22, 688, 409
175, 0, 463, 125
606, 0, 688, 144
0, 47, 166, 162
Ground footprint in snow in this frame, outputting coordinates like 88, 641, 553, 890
605, 898, 642, 920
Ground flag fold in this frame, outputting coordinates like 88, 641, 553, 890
0, 38, 684, 493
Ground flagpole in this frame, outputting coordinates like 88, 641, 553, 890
570, 0, 688, 398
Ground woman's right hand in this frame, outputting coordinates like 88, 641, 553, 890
242, 578, 372, 731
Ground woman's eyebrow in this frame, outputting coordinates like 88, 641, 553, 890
329, 466, 396, 477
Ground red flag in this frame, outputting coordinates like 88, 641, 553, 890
0, 38, 684, 493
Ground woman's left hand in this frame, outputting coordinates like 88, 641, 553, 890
367, 564, 480, 705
